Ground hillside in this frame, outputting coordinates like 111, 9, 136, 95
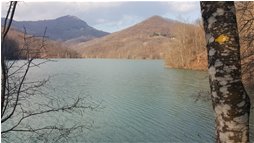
75, 16, 185, 59
74, 15, 207, 71
3, 28, 79, 59
2, 15, 109, 41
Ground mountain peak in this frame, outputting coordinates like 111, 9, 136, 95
144, 15, 170, 23
56, 15, 82, 21
132, 15, 173, 29
148, 15, 164, 20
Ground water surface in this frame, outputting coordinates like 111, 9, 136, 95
7, 59, 254, 142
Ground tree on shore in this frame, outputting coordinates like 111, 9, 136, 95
200, 1, 251, 142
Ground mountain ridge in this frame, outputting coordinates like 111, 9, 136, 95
1, 15, 109, 41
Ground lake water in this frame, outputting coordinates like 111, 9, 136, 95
6, 59, 254, 142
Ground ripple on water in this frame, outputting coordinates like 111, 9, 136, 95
11, 59, 253, 143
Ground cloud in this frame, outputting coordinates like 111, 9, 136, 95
1, 2, 122, 21
94, 15, 144, 32
167, 1, 199, 13
163, 1, 201, 22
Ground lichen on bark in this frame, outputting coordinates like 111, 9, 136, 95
200, 1, 251, 142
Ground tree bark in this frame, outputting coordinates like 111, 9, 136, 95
200, 2, 251, 143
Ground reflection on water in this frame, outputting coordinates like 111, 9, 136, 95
7, 59, 254, 142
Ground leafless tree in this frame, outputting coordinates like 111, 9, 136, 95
165, 21, 206, 70
235, 1, 254, 87
200, 1, 251, 142
1, 2, 98, 142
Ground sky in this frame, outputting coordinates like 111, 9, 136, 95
1, 1, 202, 33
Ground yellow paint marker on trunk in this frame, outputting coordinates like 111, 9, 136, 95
215, 34, 229, 44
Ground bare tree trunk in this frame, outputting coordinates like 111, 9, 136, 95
200, 1, 251, 142
1, 1, 17, 114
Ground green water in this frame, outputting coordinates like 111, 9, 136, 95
4, 59, 254, 142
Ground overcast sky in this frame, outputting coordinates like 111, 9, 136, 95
1, 1, 202, 32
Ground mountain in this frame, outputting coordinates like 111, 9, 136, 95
74, 15, 207, 70
75, 16, 189, 59
75, 16, 176, 59
1, 15, 109, 41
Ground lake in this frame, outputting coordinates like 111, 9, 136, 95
5, 59, 254, 142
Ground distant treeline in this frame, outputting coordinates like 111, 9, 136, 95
2, 28, 80, 60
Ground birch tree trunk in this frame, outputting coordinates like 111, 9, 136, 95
200, 2, 251, 142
